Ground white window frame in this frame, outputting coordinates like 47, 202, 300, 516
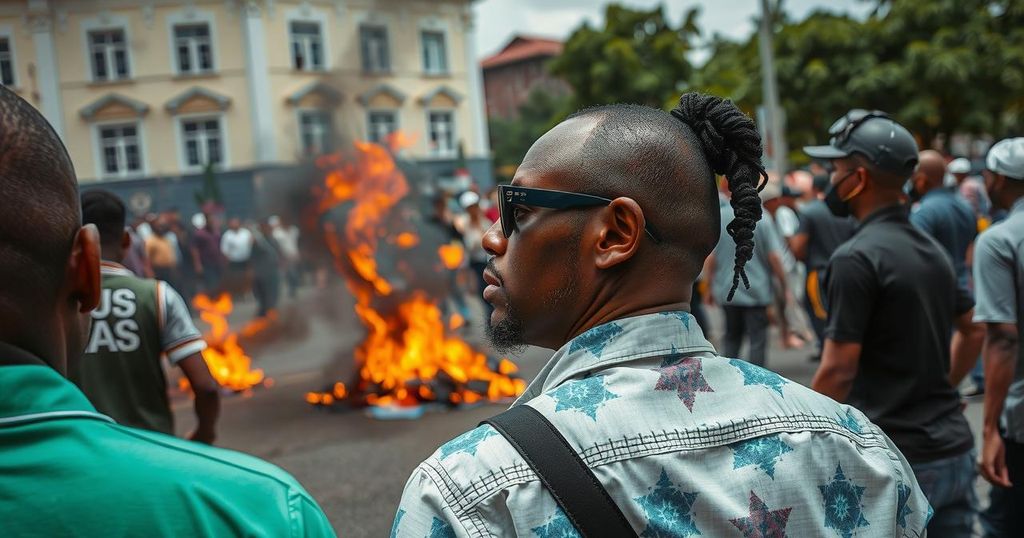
81, 15, 134, 83
286, 8, 330, 72
92, 120, 146, 180
289, 21, 324, 71
426, 109, 456, 158
366, 109, 399, 145
296, 109, 334, 156
175, 114, 229, 172
0, 26, 18, 87
167, 9, 219, 76
359, 24, 391, 74
420, 30, 448, 76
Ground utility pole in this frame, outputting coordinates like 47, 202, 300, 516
759, 0, 788, 176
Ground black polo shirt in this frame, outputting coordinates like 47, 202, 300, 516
824, 204, 973, 463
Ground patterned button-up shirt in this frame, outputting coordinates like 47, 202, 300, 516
393, 312, 931, 537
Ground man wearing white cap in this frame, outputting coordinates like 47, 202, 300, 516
973, 137, 1024, 535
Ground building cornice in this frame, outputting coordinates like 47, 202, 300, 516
79, 93, 150, 120
165, 86, 232, 114
357, 83, 406, 107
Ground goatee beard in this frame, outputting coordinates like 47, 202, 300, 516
485, 305, 527, 355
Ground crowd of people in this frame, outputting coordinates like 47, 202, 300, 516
2, 79, 1024, 537
116, 208, 304, 318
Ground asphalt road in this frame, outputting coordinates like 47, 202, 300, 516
172, 286, 989, 537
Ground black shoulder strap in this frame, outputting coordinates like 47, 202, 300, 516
482, 405, 635, 537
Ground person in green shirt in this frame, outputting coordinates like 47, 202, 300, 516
0, 86, 335, 536
76, 189, 220, 443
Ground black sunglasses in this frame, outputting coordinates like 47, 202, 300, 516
497, 185, 662, 243
828, 109, 889, 147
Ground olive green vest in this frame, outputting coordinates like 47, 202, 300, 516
71, 273, 172, 434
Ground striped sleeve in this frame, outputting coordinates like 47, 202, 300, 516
158, 282, 207, 363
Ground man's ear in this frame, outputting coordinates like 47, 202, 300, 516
121, 229, 131, 251
593, 197, 644, 270
68, 224, 101, 313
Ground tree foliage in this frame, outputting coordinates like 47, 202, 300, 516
691, 0, 1024, 160
488, 88, 571, 183
549, 4, 699, 110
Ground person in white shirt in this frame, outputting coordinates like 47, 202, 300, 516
269, 216, 301, 298
220, 218, 253, 298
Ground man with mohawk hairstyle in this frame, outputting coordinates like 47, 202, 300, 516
391, 93, 930, 537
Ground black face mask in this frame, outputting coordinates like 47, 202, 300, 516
824, 170, 859, 218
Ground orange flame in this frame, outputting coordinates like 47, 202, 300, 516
395, 232, 419, 249
438, 243, 465, 270
307, 136, 525, 408
180, 293, 266, 393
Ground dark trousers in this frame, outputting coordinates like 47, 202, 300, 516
982, 437, 1024, 537
722, 305, 769, 366
804, 269, 828, 358
912, 451, 978, 537
253, 272, 280, 317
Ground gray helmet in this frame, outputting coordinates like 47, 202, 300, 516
804, 109, 919, 177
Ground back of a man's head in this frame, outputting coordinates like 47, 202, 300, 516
82, 190, 127, 251
565, 94, 767, 300
0, 86, 80, 317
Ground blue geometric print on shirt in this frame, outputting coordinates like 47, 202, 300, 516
658, 310, 691, 330
428, 517, 456, 538
390, 508, 406, 538
439, 425, 498, 460
568, 322, 623, 358
729, 359, 788, 396
729, 434, 794, 479
895, 482, 914, 530
548, 376, 619, 421
819, 464, 869, 538
836, 409, 863, 434
652, 350, 714, 412
634, 468, 701, 537
532, 507, 582, 538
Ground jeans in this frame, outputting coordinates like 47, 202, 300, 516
911, 451, 978, 537
722, 305, 769, 366
981, 437, 1024, 537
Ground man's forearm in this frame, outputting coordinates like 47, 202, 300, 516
193, 388, 221, 437
811, 365, 855, 402
983, 328, 1019, 434
949, 315, 985, 387
767, 253, 789, 298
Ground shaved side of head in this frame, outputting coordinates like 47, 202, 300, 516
0, 86, 80, 312
557, 104, 720, 279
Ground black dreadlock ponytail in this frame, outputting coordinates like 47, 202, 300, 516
670, 92, 769, 301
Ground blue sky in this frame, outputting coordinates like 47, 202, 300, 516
473, 0, 874, 62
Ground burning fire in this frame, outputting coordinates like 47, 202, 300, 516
306, 139, 525, 409
179, 293, 267, 393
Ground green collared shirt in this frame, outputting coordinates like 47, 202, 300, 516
0, 343, 335, 537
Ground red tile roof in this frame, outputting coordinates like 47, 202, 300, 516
481, 35, 564, 69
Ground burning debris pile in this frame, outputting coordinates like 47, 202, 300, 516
304, 140, 525, 411
179, 293, 268, 394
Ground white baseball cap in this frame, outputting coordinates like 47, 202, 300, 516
458, 191, 480, 208
987, 138, 1024, 180
947, 158, 971, 174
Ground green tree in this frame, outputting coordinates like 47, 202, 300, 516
694, 0, 1024, 160
488, 88, 570, 182
550, 4, 700, 110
